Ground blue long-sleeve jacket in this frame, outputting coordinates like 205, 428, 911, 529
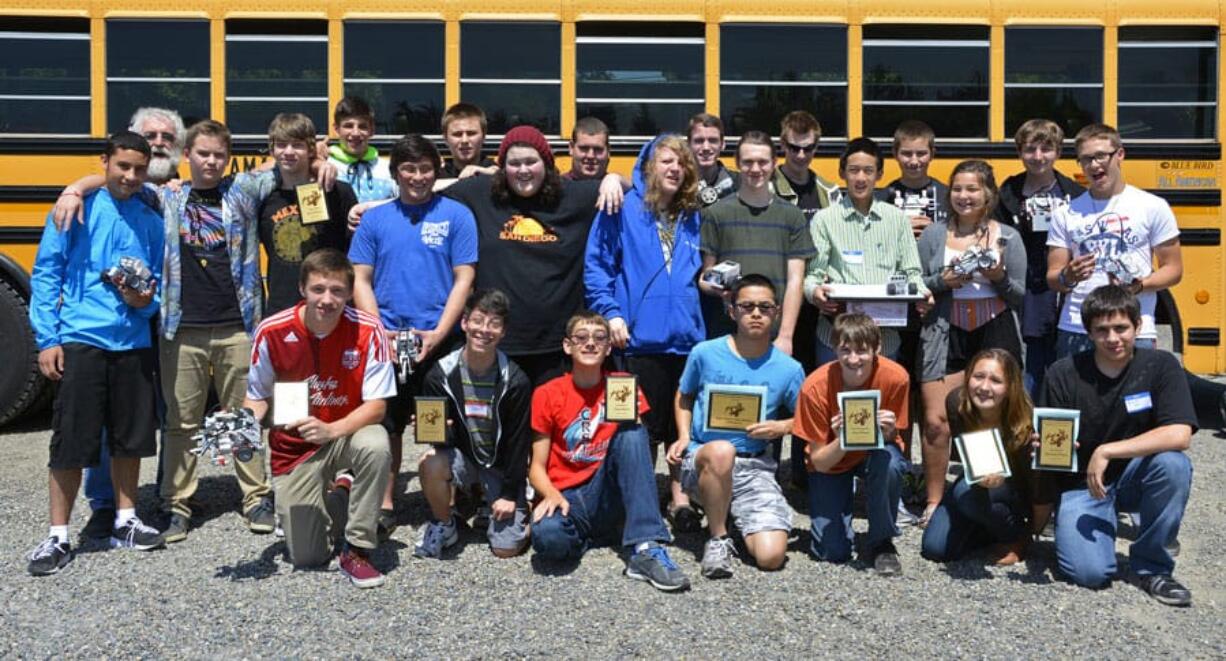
30, 188, 164, 351
584, 136, 705, 355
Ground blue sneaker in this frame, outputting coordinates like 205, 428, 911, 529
625, 542, 690, 592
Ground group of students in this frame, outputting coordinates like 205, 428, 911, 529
23, 98, 1197, 607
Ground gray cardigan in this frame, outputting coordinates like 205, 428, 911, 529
917, 222, 1026, 382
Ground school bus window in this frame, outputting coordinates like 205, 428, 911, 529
0, 16, 90, 134
460, 21, 561, 135
225, 19, 328, 136
576, 22, 704, 137
719, 23, 848, 137
1004, 27, 1102, 139
345, 20, 445, 136
107, 19, 210, 132
862, 25, 990, 139
1118, 26, 1217, 140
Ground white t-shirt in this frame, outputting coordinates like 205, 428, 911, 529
1047, 185, 1179, 338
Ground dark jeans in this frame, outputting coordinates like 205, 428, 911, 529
920, 477, 1027, 561
807, 444, 907, 562
532, 426, 671, 561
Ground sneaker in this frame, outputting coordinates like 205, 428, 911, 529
413, 518, 459, 559
245, 497, 275, 534
667, 503, 703, 534
163, 513, 190, 544
700, 536, 737, 579
867, 541, 902, 577
377, 508, 397, 541
110, 517, 165, 551
338, 546, 386, 588
27, 537, 73, 576
82, 507, 115, 540
1138, 574, 1192, 607
896, 501, 920, 527
625, 543, 691, 592
1038, 520, 1056, 541
274, 515, 284, 539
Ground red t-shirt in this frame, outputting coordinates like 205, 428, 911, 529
247, 304, 396, 476
791, 356, 910, 475
531, 372, 649, 491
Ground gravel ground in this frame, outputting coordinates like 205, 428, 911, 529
2, 411, 1225, 658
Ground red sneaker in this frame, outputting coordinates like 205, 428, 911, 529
338, 547, 385, 588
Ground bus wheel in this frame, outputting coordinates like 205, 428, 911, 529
0, 279, 49, 427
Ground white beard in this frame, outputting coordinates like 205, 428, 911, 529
146, 149, 182, 184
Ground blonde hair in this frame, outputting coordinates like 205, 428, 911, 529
267, 113, 316, 145
643, 135, 700, 218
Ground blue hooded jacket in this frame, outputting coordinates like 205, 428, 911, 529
584, 136, 705, 355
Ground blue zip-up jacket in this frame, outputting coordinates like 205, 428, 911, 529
584, 136, 705, 355
30, 188, 164, 351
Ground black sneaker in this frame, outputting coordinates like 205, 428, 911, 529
245, 497, 275, 534
163, 513, 190, 544
377, 509, 397, 541
1138, 574, 1192, 607
110, 517, 165, 551
27, 537, 73, 576
867, 541, 903, 577
81, 507, 115, 540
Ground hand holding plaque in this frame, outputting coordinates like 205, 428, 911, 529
703, 385, 767, 434
414, 397, 448, 445
604, 374, 638, 423
1032, 408, 1079, 472
296, 182, 330, 224
838, 390, 882, 450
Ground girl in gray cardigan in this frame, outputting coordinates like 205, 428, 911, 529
915, 160, 1026, 523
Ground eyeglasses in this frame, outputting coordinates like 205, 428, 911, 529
568, 332, 610, 345
783, 140, 817, 155
1076, 149, 1119, 168
142, 131, 176, 144
734, 302, 779, 314
465, 316, 504, 332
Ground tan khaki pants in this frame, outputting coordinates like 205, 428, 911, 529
159, 325, 271, 517
273, 425, 390, 567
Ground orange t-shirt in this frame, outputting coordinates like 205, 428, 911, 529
792, 356, 910, 475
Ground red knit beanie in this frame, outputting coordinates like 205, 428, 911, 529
498, 125, 554, 170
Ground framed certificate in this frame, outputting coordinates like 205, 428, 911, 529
838, 390, 882, 450
296, 182, 330, 224
272, 381, 309, 426
955, 429, 1012, 484
414, 397, 448, 445
703, 385, 767, 434
604, 374, 638, 423
1032, 408, 1080, 472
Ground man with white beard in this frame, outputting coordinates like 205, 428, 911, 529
79, 107, 186, 540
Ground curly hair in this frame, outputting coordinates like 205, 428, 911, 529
642, 135, 699, 219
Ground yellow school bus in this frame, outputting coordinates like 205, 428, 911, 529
1, 0, 1223, 424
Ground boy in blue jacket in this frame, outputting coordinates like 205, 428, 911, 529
28, 132, 167, 575
584, 133, 706, 531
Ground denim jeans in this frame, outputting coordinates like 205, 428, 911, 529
807, 444, 907, 562
1023, 334, 1057, 399
532, 426, 671, 561
1055, 451, 1191, 587
920, 477, 1027, 561
1055, 330, 1154, 360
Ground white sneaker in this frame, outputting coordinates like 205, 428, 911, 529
700, 537, 737, 579
412, 518, 458, 559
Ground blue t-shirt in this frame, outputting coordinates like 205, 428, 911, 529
348, 196, 478, 331
678, 336, 805, 455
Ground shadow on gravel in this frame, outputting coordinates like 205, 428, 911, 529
530, 554, 581, 577
1005, 557, 1055, 585
181, 476, 246, 528
374, 539, 407, 573
213, 541, 286, 581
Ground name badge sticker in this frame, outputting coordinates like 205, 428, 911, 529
465, 401, 491, 419
842, 250, 865, 265
1124, 392, 1153, 414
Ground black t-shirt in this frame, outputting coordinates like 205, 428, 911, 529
783, 170, 821, 222
258, 176, 357, 314
179, 186, 242, 326
441, 156, 496, 179
444, 175, 601, 355
1039, 349, 1197, 489
880, 179, 950, 225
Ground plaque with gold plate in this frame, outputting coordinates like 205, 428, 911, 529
414, 397, 448, 445
604, 374, 638, 423
296, 182, 330, 224
703, 385, 767, 434
838, 389, 882, 450
955, 428, 1012, 484
1032, 408, 1080, 472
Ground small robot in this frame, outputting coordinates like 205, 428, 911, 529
190, 408, 263, 467
396, 329, 423, 384
102, 256, 154, 295
701, 260, 742, 290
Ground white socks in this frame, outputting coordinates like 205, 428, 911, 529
115, 508, 136, 528
50, 525, 69, 543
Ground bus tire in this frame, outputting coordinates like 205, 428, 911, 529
0, 279, 48, 427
